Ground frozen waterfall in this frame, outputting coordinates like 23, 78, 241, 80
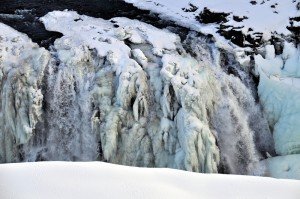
0, 11, 275, 175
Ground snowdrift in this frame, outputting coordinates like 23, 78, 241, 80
0, 161, 299, 199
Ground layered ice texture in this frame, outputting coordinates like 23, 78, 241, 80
254, 43, 300, 179
255, 43, 300, 156
0, 10, 277, 176
124, 0, 300, 179
0, 23, 49, 162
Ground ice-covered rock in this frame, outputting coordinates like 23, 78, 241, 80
255, 43, 300, 156
0, 23, 49, 162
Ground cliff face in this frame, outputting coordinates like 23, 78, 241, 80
0, 11, 276, 176
0, 23, 49, 162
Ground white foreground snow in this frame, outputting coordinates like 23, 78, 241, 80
0, 162, 300, 199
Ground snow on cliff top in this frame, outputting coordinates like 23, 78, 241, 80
40, 10, 181, 71
0, 161, 300, 199
125, 0, 299, 46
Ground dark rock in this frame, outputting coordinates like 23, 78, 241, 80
270, 35, 284, 55
233, 15, 248, 22
74, 18, 83, 22
196, 7, 229, 24
287, 26, 300, 43
217, 25, 263, 47
218, 27, 245, 47
182, 3, 198, 12
291, 16, 300, 22
287, 16, 300, 44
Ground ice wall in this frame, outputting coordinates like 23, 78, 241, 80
255, 43, 300, 156
0, 11, 274, 175
0, 23, 49, 162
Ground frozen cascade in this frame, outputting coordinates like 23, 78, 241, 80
255, 43, 300, 156
30, 46, 98, 161
0, 11, 274, 174
0, 23, 49, 162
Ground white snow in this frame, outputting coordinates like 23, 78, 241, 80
125, 0, 299, 41
256, 154, 300, 180
0, 161, 300, 199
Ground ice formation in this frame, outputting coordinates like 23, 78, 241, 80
0, 23, 49, 162
0, 11, 274, 175
254, 154, 300, 180
255, 43, 300, 156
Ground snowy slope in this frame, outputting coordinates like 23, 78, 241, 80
256, 154, 300, 180
125, 0, 299, 42
0, 162, 300, 199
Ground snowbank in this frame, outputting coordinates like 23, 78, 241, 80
257, 154, 300, 180
0, 162, 299, 199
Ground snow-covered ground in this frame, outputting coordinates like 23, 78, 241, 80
125, 0, 299, 42
0, 161, 300, 199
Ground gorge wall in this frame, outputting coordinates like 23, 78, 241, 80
0, 11, 277, 175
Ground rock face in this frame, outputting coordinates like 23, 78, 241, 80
0, 11, 274, 175
195, 7, 264, 48
196, 7, 229, 24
